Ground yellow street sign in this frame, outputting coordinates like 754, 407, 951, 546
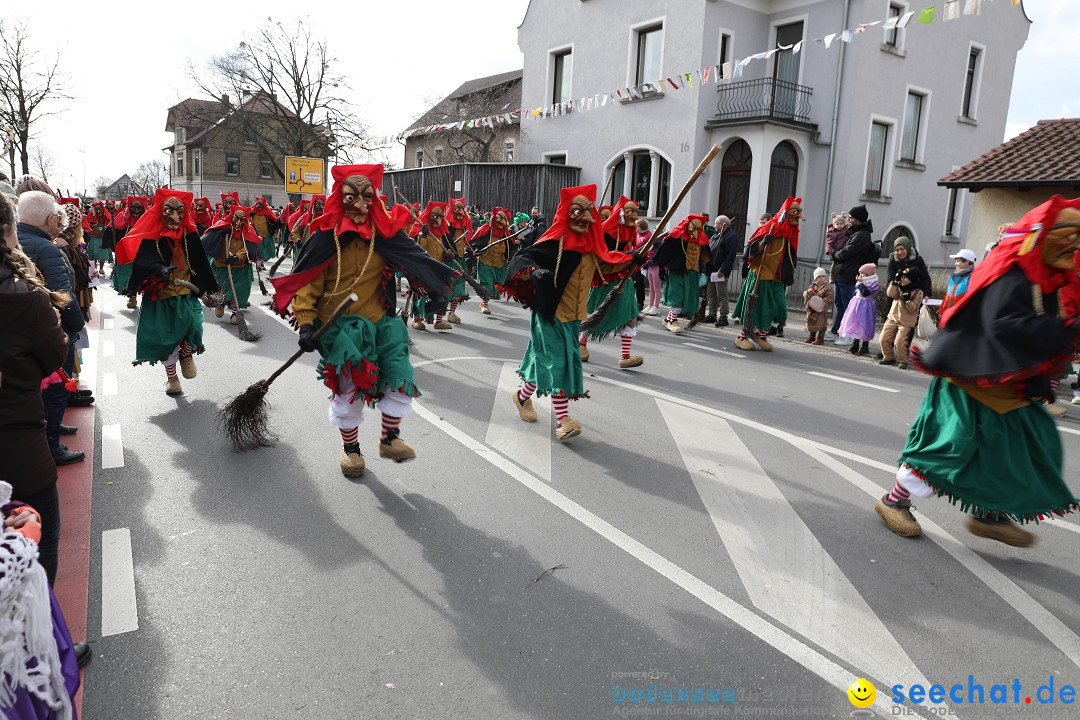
284, 156, 324, 194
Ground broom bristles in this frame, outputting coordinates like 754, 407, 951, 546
581, 280, 626, 332
218, 380, 276, 451
235, 311, 262, 342
463, 273, 492, 302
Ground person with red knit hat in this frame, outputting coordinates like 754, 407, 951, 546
201, 204, 261, 324
122, 189, 219, 395
193, 197, 214, 235
501, 185, 638, 441
444, 197, 473, 322
651, 213, 712, 334
410, 201, 454, 331
289, 194, 325, 261
86, 201, 113, 274
270, 165, 459, 477
577, 195, 644, 368
250, 196, 281, 263
877, 196, 1080, 547
470, 207, 513, 315
731, 197, 803, 350
110, 196, 149, 309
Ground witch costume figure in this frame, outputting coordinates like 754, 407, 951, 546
201, 205, 261, 324
876, 195, 1080, 547
121, 189, 219, 396
470, 207, 512, 315
652, 214, 712, 335
270, 164, 458, 478
500, 184, 636, 441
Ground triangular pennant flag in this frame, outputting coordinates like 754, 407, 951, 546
532, 108, 541, 117
702, 65, 711, 83
793, 41, 804, 54
917, 6, 936, 24
722, 62, 733, 80
631, 86, 643, 100
944, 0, 961, 20
751, 51, 768, 60
898, 11, 915, 28
883, 16, 900, 30
764, 48, 779, 59
963, 0, 981, 15
841, 30, 854, 42
601, 93, 609, 106
823, 33, 838, 48
714, 64, 722, 80
684, 72, 693, 88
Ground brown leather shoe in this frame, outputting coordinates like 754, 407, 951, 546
750, 333, 773, 351
734, 336, 755, 351
447, 312, 462, 324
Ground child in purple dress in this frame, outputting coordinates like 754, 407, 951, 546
838, 262, 879, 355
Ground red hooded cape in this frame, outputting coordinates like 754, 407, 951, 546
746, 196, 801, 254
293, 194, 327, 233
311, 165, 400, 239
601, 195, 638, 249
209, 205, 261, 244
115, 189, 197, 265
419, 201, 449, 238
446, 197, 473, 236
668, 214, 711, 245
251, 197, 278, 221
533, 185, 634, 264
471, 207, 511, 241
939, 195, 1080, 328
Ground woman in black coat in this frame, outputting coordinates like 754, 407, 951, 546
887, 235, 933, 297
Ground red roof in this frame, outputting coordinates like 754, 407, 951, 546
939, 119, 1080, 189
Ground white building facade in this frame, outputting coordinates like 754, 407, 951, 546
517, 0, 1029, 267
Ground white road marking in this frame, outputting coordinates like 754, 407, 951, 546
78, 319, 98, 396
807, 371, 899, 393
101, 424, 124, 469
683, 342, 746, 359
103, 318, 115, 330
590, 373, 1080, 672
410, 398, 895, 717
1057, 426, 1080, 437
258, 302, 296, 331
658, 400, 938, 701
485, 363, 552, 481
103, 303, 113, 313
102, 373, 118, 396
101, 528, 139, 636
102, 340, 115, 357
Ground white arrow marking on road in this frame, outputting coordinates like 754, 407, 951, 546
486, 363, 552, 481
101, 424, 124, 469
101, 528, 139, 636
656, 400, 938, 698
808, 371, 899, 393
682, 342, 746, 359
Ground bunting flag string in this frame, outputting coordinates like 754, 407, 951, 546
375, 2, 1014, 146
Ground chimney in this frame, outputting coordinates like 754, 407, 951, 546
220, 93, 231, 108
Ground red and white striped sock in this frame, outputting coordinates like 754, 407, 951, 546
164, 363, 178, 379
449, 301, 459, 313
481, 300, 489, 309
436, 314, 445, 323
552, 393, 569, 422
518, 382, 537, 404
620, 335, 632, 359
381, 413, 401, 440
665, 309, 678, 323
578, 331, 588, 347
339, 427, 359, 447
179, 340, 196, 358
886, 481, 911, 505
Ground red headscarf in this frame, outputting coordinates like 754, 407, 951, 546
113, 196, 149, 230
310, 164, 399, 239
281, 202, 295, 226
193, 198, 214, 224
251, 197, 278, 221
220, 191, 239, 207
472, 207, 511, 241
209, 204, 261, 243
534, 184, 634, 264
745, 196, 802, 253
115, 189, 197, 265
89, 202, 112, 225
446, 197, 473, 235
668, 214, 711, 245
419, 201, 449, 238
601, 195, 638, 248
940, 195, 1080, 328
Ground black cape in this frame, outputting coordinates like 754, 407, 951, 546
502, 238, 584, 323
127, 233, 219, 297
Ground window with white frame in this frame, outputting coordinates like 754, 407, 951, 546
900, 91, 927, 162
945, 187, 962, 236
194, 150, 201, 176
609, 150, 672, 215
434, 145, 443, 164
633, 24, 663, 86
504, 139, 515, 163
260, 156, 273, 179
546, 154, 567, 166
415, 149, 424, 168
225, 154, 240, 176
719, 32, 732, 67
175, 153, 184, 177
865, 121, 890, 196
551, 49, 572, 105
884, 2, 906, 48
961, 46, 982, 119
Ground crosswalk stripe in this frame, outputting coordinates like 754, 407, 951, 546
657, 400, 938, 700
807, 371, 899, 393
485, 363, 552, 481
101, 528, 139, 636
101, 424, 124, 469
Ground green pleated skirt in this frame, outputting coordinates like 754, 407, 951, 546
212, 264, 253, 307
585, 281, 638, 340
517, 315, 586, 399
134, 294, 204, 364
732, 271, 787, 328
661, 271, 701, 312
316, 313, 418, 406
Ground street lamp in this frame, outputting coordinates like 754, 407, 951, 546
78, 149, 87, 198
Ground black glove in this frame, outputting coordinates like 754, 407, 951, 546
159, 265, 177, 282
531, 268, 553, 283
298, 325, 318, 353
227, 254, 241, 265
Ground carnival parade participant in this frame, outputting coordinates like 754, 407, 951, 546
410, 201, 453, 331
250, 197, 281, 263
270, 165, 458, 477
213, 191, 239, 223
501, 184, 637, 441
651, 214, 711, 335
110, 196, 148, 310
578, 195, 644, 368
470, 207, 512, 315
121, 189, 219, 396
202, 205, 261, 324
193, 197, 214, 235
876, 196, 1080, 547
85, 201, 113, 275
731, 197, 802, 350
289, 194, 324, 261
445, 197, 473, 322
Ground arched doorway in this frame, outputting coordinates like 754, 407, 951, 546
766, 141, 799, 215
882, 224, 916, 261
718, 140, 752, 239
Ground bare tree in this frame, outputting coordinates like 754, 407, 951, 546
30, 145, 56, 185
130, 159, 167, 195
188, 17, 369, 183
0, 22, 69, 176
92, 175, 112, 199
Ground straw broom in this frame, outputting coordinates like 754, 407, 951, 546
218, 293, 358, 451
582, 144, 721, 332
225, 262, 262, 342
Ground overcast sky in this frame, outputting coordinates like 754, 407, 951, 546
5, 0, 1075, 196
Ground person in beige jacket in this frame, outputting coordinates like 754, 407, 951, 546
878, 266, 925, 369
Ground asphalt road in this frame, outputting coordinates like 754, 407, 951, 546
75, 271, 1080, 720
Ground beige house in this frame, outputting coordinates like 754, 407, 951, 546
939, 118, 1080, 254
403, 70, 523, 169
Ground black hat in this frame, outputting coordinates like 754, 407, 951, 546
848, 205, 869, 224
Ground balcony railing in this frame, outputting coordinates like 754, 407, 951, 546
712, 78, 814, 127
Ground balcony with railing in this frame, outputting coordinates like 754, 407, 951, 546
706, 78, 816, 132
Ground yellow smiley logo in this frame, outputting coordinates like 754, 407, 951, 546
847, 678, 876, 708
